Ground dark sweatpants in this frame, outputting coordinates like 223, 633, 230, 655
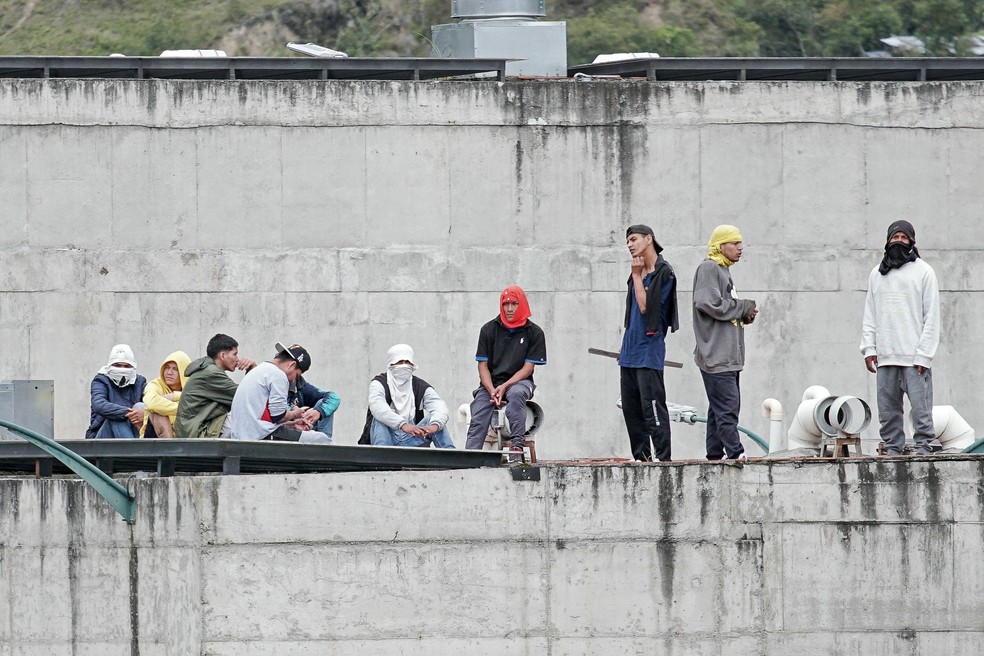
620, 367, 671, 462
700, 369, 744, 460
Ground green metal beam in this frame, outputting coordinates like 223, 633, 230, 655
0, 419, 136, 524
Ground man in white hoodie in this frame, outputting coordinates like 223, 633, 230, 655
860, 220, 940, 456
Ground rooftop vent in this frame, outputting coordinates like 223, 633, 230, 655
432, 1, 566, 77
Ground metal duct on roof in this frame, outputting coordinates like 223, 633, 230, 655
452, 0, 546, 19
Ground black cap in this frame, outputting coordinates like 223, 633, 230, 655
275, 342, 311, 372
886, 220, 916, 244
625, 224, 663, 253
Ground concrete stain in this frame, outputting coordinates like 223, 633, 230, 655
656, 539, 676, 604
856, 461, 878, 520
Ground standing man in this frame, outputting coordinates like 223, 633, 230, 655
464, 286, 547, 459
229, 343, 332, 444
860, 220, 940, 456
619, 225, 679, 462
173, 334, 256, 438
692, 225, 758, 461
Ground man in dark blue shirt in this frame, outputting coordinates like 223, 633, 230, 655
620, 225, 679, 461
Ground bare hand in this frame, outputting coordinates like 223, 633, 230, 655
491, 384, 509, 407
163, 393, 176, 401
236, 357, 257, 371
126, 406, 145, 427
401, 423, 428, 437
745, 308, 759, 324
291, 418, 314, 431
915, 365, 927, 374
865, 355, 878, 374
302, 408, 321, 425
631, 256, 646, 277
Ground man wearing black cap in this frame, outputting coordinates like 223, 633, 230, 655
619, 224, 679, 461
860, 220, 940, 456
229, 342, 333, 443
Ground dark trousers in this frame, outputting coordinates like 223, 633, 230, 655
620, 367, 671, 461
700, 369, 743, 459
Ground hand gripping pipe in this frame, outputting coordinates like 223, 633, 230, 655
0, 419, 136, 524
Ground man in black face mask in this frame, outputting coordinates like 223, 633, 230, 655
860, 220, 940, 456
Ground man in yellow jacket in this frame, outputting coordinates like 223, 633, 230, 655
142, 351, 191, 438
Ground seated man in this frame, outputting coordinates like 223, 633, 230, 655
173, 334, 256, 438
86, 344, 147, 439
359, 344, 454, 448
229, 342, 332, 443
464, 286, 547, 458
287, 353, 341, 439
142, 350, 191, 438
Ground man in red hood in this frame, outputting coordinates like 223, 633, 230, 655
465, 286, 547, 458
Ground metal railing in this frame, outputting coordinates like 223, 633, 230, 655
0, 419, 135, 523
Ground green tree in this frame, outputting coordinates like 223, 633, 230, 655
566, 2, 700, 65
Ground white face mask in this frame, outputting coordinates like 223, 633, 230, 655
108, 366, 137, 387
388, 364, 415, 384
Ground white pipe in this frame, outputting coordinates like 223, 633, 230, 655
761, 398, 784, 453
787, 386, 831, 449
927, 405, 975, 451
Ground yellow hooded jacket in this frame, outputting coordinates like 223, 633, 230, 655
142, 350, 191, 436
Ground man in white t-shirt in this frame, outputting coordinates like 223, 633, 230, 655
229, 342, 333, 444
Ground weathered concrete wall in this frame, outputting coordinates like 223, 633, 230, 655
1, 459, 983, 654
1, 79, 982, 458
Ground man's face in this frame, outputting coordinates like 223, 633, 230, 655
626, 233, 652, 257
163, 361, 180, 388
889, 231, 911, 246
283, 361, 301, 383
502, 301, 519, 321
720, 241, 743, 263
216, 347, 239, 372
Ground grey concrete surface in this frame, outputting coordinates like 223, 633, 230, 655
1, 459, 983, 653
1, 79, 982, 459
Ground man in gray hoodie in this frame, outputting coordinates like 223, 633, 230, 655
692, 225, 758, 460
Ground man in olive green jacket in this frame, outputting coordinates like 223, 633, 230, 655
174, 334, 255, 438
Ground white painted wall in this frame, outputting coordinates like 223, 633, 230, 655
1, 79, 981, 458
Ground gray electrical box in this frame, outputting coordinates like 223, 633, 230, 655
0, 380, 55, 440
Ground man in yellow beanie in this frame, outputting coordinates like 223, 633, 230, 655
692, 225, 758, 460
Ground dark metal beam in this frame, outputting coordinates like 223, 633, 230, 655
0, 438, 504, 476
570, 57, 984, 82
0, 56, 508, 82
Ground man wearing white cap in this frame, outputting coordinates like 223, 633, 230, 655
86, 344, 148, 439
359, 344, 454, 448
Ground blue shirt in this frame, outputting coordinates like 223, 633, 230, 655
619, 270, 672, 370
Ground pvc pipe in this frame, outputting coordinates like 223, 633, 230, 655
787, 386, 830, 449
761, 398, 784, 453
929, 405, 975, 451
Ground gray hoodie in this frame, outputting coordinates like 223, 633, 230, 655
692, 259, 756, 373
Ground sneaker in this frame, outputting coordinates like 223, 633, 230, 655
508, 446, 524, 464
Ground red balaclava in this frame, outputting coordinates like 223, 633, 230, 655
499, 285, 531, 329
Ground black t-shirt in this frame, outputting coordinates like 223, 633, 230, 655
475, 317, 547, 387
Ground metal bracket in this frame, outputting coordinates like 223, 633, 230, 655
511, 466, 541, 482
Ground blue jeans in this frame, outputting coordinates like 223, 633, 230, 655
312, 413, 334, 438
369, 416, 454, 448
93, 402, 144, 439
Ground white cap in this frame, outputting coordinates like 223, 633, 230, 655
387, 344, 416, 366
107, 344, 136, 368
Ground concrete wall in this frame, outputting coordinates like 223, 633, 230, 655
2, 459, 983, 654
1, 79, 982, 458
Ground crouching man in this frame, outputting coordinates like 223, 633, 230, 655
360, 344, 454, 448
229, 343, 333, 444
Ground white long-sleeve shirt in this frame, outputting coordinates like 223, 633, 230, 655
367, 380, 449, 430
860, 258, 940, 368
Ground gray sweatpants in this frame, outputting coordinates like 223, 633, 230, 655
877, 365, 934, 455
